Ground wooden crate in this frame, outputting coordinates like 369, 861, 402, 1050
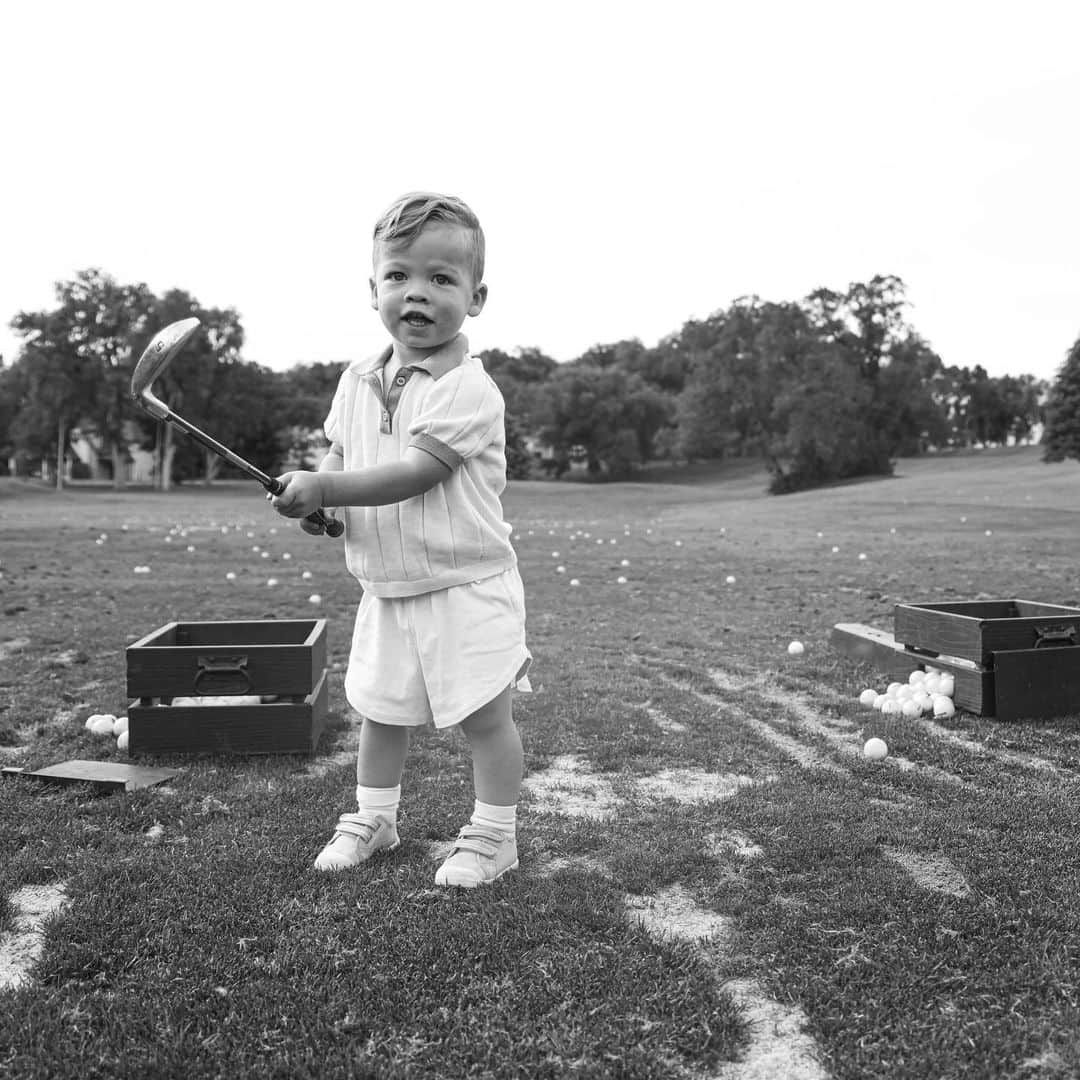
894, 599, 1080, 666
832, 598, 1080, 720
127, 619, 327, 699
126, 619, 329, 755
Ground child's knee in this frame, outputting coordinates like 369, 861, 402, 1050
459, 687, 513, 739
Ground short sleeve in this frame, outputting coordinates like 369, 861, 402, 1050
323, 371, 349, 446
408, 364, 504, 470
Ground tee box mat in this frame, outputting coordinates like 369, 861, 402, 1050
125, 619, 329, 755
832, 598, 1080, 721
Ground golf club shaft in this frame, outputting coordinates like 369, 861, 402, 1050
158, 407, 343, 537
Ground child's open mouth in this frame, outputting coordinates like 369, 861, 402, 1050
403, 313, 433, 327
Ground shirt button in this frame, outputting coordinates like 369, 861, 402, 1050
382, 411, 390, 421
395, 376, 406, 386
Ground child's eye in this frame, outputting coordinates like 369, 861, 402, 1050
386, 271, 405, 282
433, 273, 452, 286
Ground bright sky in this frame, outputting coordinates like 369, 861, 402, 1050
2, 1, 1078, 383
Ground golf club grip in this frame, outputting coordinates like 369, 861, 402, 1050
265, 478, 343, 538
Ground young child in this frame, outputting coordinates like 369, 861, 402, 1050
270, 192, 530, 887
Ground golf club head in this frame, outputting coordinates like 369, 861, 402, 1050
130, 317, 201, 419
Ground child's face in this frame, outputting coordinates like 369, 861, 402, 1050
370, 224, 487, 359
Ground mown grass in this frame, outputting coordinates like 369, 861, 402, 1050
2, 448, 1080, 1078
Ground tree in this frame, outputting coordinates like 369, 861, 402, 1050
765, 350, 878, 493
0, 361, 21, 472
478, 347, 558, 432
11, 270, 163, 488
58, 270, 158, 488
1042, 335, 1080, 462
874, 335, 949, 455
535, 366, 672, 478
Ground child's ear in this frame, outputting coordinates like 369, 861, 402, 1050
369, 277, 379, 311
467, 283, 488, 318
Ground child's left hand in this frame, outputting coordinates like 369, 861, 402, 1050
269, 471, 325, 519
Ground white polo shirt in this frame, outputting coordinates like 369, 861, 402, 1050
324, 333, 518, 598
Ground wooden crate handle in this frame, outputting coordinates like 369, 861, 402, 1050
1033, 624, 1078, 648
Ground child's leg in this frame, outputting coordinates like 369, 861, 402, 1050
435, 687, 522, 887
314, 718, 412, 872
356, 717, 412, 789
457, 686, 522, 805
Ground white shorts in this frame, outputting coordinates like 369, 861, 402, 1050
344, 568, 532, 729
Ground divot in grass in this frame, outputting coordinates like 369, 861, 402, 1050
625, 885, 828, 1080
712, 979, 831, 1080
626, 884, 736, 947
642, 704, 688, 734
533, 853, 610, 879
708, 830, 765, 860
523, 755, 621, 819
0, 637, 31, 662
881, 846, 973, 899
0, 883, 70, 991
633, 769, 762, 805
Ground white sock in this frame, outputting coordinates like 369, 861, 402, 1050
356, 784, 400, 822
471, 799, 516, 840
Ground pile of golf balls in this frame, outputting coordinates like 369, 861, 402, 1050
857, 668, 956, 718
85, 713, 130, 750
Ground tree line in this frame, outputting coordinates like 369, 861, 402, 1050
3, 269, 1078, 494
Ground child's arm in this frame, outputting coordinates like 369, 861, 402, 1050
271, 446, 451, 521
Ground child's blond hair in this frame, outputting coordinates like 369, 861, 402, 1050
373, 192, 485, 284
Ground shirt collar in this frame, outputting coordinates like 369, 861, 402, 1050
352, 333, 469, 381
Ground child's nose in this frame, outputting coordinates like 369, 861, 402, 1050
404, 281, 429, 301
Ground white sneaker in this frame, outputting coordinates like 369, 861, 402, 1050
434, 825, 518, 888
313, 811, 400, 872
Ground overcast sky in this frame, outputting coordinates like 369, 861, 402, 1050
2, 1, 1078, 383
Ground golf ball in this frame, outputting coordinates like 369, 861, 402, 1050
725, 575, 736, 584
308, 594, 322, 605
117, 731, 130, 752
933, 696, 956, 718
858, 688, 878, 707
863, 737, 889, 760
787, 641, 805, 656
570, 578, 581, 587
617, 576, 628, 584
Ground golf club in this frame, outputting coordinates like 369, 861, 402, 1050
131, 318, 344, 538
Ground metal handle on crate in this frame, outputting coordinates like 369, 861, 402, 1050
1033, 624, 1078, 648
194, 655, 252, 695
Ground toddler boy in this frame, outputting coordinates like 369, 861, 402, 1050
271, 191, 530, 887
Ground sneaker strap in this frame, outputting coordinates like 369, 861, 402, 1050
333, 811, 385, 840
449, 825, 511, 858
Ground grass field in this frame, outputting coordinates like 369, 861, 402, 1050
2, 446, 1080, 1079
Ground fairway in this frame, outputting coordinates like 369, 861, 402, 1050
2, 446, 1080, 1079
